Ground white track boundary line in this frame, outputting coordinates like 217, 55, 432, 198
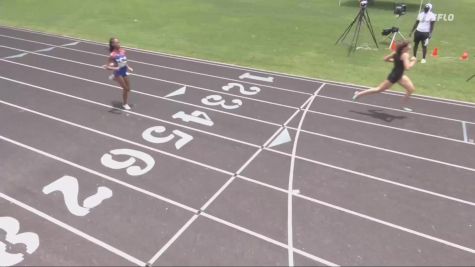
148, 86, 319, 265
3, 50, 472, 148
3, 92, 473, 209
0, 33, 311, 96
201, 213, 339, 267
0, 192, 145, 266
3, 101, 475, 259
286, 86, 324, 266
2, 74, 475, 177
2, 26, 474, 109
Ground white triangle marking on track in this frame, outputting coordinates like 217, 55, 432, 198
165, 86, 186, 98
269, 128, 292, 148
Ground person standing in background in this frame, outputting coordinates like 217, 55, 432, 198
409, 3, 436, 64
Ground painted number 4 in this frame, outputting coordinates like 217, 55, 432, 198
0, 217, 39, 266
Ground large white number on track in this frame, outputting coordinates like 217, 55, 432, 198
0, 217, 39, 267
172, 110, 214, 127
142, 126, 193, 150
201, 95, 242, 110
222, 82, 261, 96
42, 176, 113, 217
101, 149, 155, 176
239, 72, 274, 83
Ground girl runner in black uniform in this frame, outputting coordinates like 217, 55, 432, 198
353, 41, 417, 111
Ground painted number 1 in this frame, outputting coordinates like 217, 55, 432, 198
239, 72, 274, 83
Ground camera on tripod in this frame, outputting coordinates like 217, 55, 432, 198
394, 4, 407, 16
360, 0, 368, 8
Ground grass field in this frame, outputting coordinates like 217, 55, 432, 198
0, 0, 474, 102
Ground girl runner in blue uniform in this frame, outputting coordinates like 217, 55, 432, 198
352, 41, 417, 112
102, 37, 134, 110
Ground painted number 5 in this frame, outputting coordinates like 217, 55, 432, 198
0, 217, 39, 267
201, 95, 242, 110
142, 126, 193, 150
101, 149, 155, 176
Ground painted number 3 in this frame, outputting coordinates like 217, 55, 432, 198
0, 217, 39, 266
101, 149, 155, 176
201, 95, 242, 110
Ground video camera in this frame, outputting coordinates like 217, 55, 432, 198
394, 4, 407, 16
360, 0, 368, 8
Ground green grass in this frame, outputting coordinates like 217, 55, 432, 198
0, 0, 474, 102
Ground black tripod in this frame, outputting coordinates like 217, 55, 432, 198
467, 74, 475, 82
336, 6, 379, 54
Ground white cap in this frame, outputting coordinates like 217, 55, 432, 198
425, 3, 433, 11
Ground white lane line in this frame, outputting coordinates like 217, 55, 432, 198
2, 27, 475, 108
5, 53, 475, 155
0, 58, 286, 129
1, 40, 79, 60
201, 213, 339, 267
287, 85, 325, 266
3, 52, 27, 59
297, 193, 475, 254
0, 134, 197, 214
0, 192, 145, 266
147, 214, 199, 264
309, 109, 474, 146
0, 75, 262, 148
3, 71, 475, 191
6, 56, 474, 169
148, 87, 320, 264
0, 98, 234, 177
317, 94, 474, 124
265, 148, 475, 207
3, 43, 475, 135
462, 121, 469, 143
0, 133, 332, 267
3, 100, 475, 259
5, 94, 473, 210
0, 43, 304, 111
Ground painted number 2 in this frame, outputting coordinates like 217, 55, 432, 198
222, 82, 261, 96
0, 217, 39, 266
42, 176, 113, 217
201, 95, 242, 110
101, 149, 155, 176
142, 126, 193, 150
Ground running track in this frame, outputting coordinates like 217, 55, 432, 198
0, 25, 474, 266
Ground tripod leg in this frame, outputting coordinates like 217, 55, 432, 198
363, 10, 379, 48
349, 14, 363, 54
389, 32, 397, 49
336, 14, 359, 45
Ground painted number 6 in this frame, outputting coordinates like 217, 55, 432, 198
222, 82, 261, 96
201, 95, 242, 110
101, 149, 155, 176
